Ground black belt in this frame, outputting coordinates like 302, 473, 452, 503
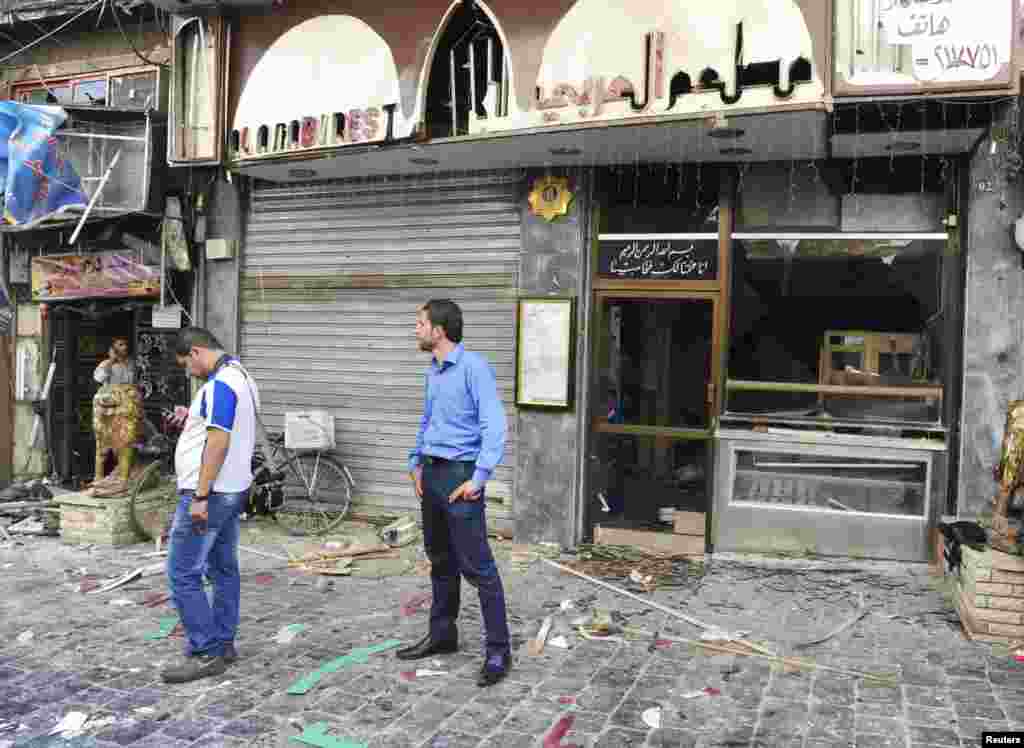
422, 455, 473, 466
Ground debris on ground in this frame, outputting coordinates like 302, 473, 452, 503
144, 617, 180, 641
89, 562, 164, 595
16, 630, 33, 644
527, 615, 554, 656
399, 669, 447, 681
290, 721, 367, 748
560, 543, 687, 589
794, 590, 870, 649
380, 514, 421, 548
142, 591, 171, 608
273, 624, 307, 644
287, 542, 401, 576
542, 714, 575, 748
286, 640, 403, 695
49, 712, 89, 738
400, 592, 431, 617
641, 707, 662, 729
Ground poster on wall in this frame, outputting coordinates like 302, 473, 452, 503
516, 297, 574, 409
31, 252, 160, 301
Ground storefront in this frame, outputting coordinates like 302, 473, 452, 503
240, 172, 523, 527
220, 0, 1020, 558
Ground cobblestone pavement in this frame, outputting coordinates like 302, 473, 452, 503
0, 527, 1022, 748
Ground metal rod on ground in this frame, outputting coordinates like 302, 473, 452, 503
69, 149, 121, 245
238, 545, 290, 562
541, 557, 714, 631
542, 558, 779, 657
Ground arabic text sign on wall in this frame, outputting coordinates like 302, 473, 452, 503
598, 239, 718, 281
878, 0, 1010, 83
31, 252, 160, 301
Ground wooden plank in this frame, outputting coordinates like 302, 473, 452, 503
594, 525, 704, 556
727, 379, 943, 399
672, 511, 706, 536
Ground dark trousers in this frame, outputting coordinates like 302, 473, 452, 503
421, 458, 510, 659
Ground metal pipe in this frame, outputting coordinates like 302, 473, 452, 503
68, 149, 121, 245
449, 49, 457, 136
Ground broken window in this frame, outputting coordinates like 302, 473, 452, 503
169, 15, 226, 164
424, 1, 509, 139
726, 235, 950, 425
731, 449, 928, 517
14, 70, 162, 111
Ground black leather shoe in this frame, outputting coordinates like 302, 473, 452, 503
395, 634, 458, 661
477, 653, 511, 687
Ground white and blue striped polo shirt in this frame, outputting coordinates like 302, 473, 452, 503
174, 360, 260, 493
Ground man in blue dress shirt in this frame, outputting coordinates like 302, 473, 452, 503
399, 299, 512, 686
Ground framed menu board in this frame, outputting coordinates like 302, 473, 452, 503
515, 297, 574, 409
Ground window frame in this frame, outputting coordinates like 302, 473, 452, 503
10, 65, 163, 111
724, 230, 951, 430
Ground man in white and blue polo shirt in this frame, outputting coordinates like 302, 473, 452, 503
161, 327, 259, 684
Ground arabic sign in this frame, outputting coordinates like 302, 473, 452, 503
31, 252, 160, 301
598, 239, 717, 281
878, 0, 1011, 83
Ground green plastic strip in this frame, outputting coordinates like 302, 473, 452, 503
289, 722, 367, 748
286, 640, 402, 695
144, 617, 179, 641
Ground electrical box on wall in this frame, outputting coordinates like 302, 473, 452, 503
205, 238, 237, 260
15, 341, 39, 401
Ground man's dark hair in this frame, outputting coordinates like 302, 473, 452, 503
174, 327, 225, 356
421, 299, 463, 343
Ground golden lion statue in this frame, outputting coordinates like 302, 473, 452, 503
92, 383, 143, 491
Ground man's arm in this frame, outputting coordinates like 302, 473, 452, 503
196, 379, 238, 496
408, 376, 432, 474
469, 358, 507, 493
197, 429, 230, 497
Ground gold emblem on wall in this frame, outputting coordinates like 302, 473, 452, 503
528, 176, 574, 221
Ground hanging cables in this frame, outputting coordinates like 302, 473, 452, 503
0, 1, 104, 66
111, 1, 167, 69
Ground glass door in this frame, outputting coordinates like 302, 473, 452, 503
588, 291, 720, 533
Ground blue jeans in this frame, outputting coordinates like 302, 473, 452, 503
167, 490, 245, 658
421, 459, 510, 660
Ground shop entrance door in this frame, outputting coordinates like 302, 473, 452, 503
588, 290, 720, 549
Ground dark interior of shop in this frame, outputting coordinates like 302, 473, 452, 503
589, 158, 952, 534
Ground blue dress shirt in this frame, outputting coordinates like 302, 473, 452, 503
409, 344, 507, 491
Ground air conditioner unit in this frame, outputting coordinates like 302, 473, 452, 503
148, 0, 277, 12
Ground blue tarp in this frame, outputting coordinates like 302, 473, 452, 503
0, 102, 87, 227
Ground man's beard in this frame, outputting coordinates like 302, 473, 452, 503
418, 339, 434, 352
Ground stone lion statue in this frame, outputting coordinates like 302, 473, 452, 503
92, 383, 143, 491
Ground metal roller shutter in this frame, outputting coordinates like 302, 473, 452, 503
240, 171, 522, 522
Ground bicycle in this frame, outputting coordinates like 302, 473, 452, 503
255, 431, 355, 537
129, 413, 356, 540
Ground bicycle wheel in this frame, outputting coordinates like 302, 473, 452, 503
129, 461, 178, 541
272, 453, 352, 536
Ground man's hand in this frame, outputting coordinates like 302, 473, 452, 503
170, 406, 189, 428
411, 467, 423, 498
448, 480, 481, 504
189, 498, 208, 534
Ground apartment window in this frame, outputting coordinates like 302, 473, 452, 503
14, 70, 160, 110
169, 15, 226, 164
